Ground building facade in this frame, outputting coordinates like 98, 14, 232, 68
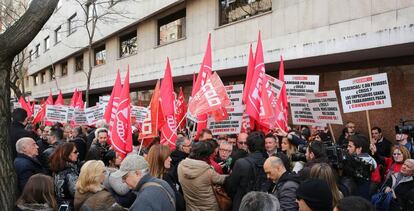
27, 0, 414, 139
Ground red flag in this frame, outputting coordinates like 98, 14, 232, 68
140, 80, 164, 140
104, 70, 122, 123
188, 72, 231, 117
245, 32, 266, 121
243, 44, 255, 104
159, 58, 177, 149
55, 90, 64, 105
175, 87, 187, 130
18, 96, 33, 117
75, 91, 84, 109
70, 89, 78, 107
46, 91, 53, 105
110, 69, 132, 157
32, 91, 54, 125
274, 56, 288, 131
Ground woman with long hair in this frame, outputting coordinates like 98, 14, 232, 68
372, 145, 411, 178
310, 163, 344, 206
16, 174, 57, 211
147, 144, 185, 211
49, 142, 79, 210
280, 136, 304, 172
74, 160, 122, 210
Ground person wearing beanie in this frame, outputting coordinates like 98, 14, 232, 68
296, 178, 333, 211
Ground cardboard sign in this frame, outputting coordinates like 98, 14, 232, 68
225, 84, 244, 106
339, 73, 392, 113
266, 74, 284, 99
99, 95, 110, 105
45, 105, 69, 123
285, 75, 319, 98
207, 105, 244, 135
131, 106, 148, 123
74, 109, 88, 125
85, 105, 104, 125
306, 91, 343, 125
289, 98, 325, 126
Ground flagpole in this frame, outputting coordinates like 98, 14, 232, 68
137, 137, 144, 155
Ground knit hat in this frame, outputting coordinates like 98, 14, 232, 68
296, 178, 332, 211
112, 154, 148, 178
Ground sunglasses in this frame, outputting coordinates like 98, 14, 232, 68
238, 142, 247, 145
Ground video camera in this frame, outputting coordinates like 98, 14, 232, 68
395, 118, 414, 136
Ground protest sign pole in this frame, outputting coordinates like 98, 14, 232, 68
328, 124, 336, 143
190, 120, 196, 142
366, 110, 372, 141
176, 113, 187, 130
137, 138, 144, 155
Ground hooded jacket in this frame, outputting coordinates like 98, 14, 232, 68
178, 158, 226, 211
270, 171, 300, 211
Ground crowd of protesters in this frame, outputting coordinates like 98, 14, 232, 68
10, 107, 414, 211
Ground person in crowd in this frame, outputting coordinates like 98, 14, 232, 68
239, 191, 281, 211
86, 120, 108, 151
263, 156, 300, 210
147, 144, 185, 211
14, 137, 45, 192
16, 174, 57, 211
371, 126, 392, 157
264, 133, 279, 157
236, 132, 249, 152
69, 126, 87, 162
112, 154, 176, 210
103, 150, 122, 169
216, 141, 233, 174
230, 132, 249, 168
338, 121, 357, 147
299, 141, 329, 179
296, 178, 333, 211
63, 125, 73, 141
280, 136, 305, 173
10, 108, 37, 159
333, 196, 375, 211
207, 139, 224, 174
371, 144, 411, 179
396, 130, 414, 158
85, 128, 109, 161
36, 125, 51, 154
383, 159, 414, 211
225, 131, 271, 211
275, 129, 307, 146
227, 134, 237, 146
309, 163, 343, 207
74, 160, 122, 210
198, 128, 213, 141
343, 134, 377, 200
41, 126, 64, 170
171, 136, 191, 167
178, 141, 227, 211
49, 142, 79, 209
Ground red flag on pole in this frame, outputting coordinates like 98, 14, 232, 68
245, 31, 266, 121
110, 69, 133, 158
274, 56, 288, 131
175, 87, 187, 130
104, 70, 122, 123
243, 44, 255, 104
69, 89, 78, 108
140, 80, 164, 140
18, 96, 33, 117
55, 90, 64, 105
75, 91, 84, 109
159, 58, 178, 149
33, 91, 54, 125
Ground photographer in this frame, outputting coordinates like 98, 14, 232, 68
298, 141, 330, 179
396, 130, 414, 158
342, 134, 377, 200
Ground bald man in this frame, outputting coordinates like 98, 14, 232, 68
264, 156, 300, 211
14, 137, 45, 191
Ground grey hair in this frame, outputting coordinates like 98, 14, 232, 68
220, 141, 233, 148
16, 137, 33, 154
239, 191, 281, 211
175, 136, 188, 151
96, 119, 109, 129
406, 159, 414, 165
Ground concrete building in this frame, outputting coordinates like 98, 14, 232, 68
27, 0, 414, 139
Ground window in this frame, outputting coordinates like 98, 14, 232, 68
94, 45, 106, 65
61, 62, 68, 76
29, 50, 33, 61
40, 71, 46, 83
68, 13, 77, 35
35, 44, 40, 57
75, 54, 84, 72
44, 36, 50, 51
33, 74, 39, 86
55, 26, 62, 44
158, 9, 186, 45
219, 0, 272, 26
119, 31, 137, 58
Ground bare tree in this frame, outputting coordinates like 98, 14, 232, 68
0, 0, 59, 209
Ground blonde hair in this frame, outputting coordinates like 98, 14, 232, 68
76, 160, 105, 194
310, 163, 343, 206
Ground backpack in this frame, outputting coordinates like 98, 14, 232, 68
245, 156, 269, 192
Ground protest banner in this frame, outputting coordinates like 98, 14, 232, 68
207, 105, 244, 135
45, 105, 69, 123
67, 107, 75, 122
285, 75, 319, 98
34, 104, 41, 116
306, 91, 343, 125
266, 74, 284, 99
131, 106, 148, 123
99, 95, 110, 105
225, 84, 244, 106
289, 98, 325, 126
85, 105, 104, 125
338, 73, 392, 113
74, 109, 88, 125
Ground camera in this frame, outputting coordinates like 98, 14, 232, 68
395, 118, 414, 136
291, 144, 308, 162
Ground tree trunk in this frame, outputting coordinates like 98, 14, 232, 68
0, 58, 17, 210
86, 45, 93, 107
10, 81, 23, 98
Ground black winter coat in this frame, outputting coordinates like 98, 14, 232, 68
385, 174, 414, 211
10, 121, 37, 159
270, 171, 300, 211
70, 136, 87, 162
54, 162, 79, 209
14, 153, 46, 192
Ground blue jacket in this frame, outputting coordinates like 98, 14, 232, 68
14, 153, 45, 191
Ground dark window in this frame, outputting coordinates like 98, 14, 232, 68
35, 44, 40, 57
219, 0, 272, 26
55, 26, 62, 44
120, 31, 137, 58
40, 71, 46, 83
68, 13, 77, 35
94, 45, 106, 65
158, 9, 186, 45
75, 54, 84, 72
61, 62, 68, 76
44, 36, 50, 51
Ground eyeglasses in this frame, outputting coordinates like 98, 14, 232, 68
237, 142, 247, 145
219, 148, 232, 152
